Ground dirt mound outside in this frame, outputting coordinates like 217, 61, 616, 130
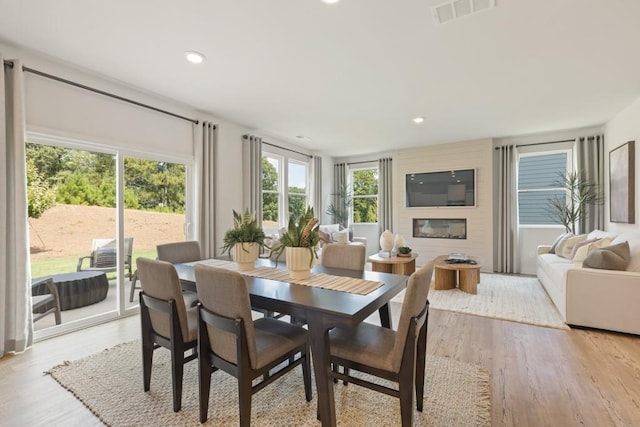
29, 204, 185, 259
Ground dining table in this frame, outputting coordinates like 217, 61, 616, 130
174, 257, 409, 427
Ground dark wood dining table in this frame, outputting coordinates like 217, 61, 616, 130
174, 258, 408, 427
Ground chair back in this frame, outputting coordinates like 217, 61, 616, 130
90, 237, 133, 268
194, 264, 258, 368
321, 243, 366, 271
392, 260, 434, 371
157, 241, 202, 264
136, 257, 190, 340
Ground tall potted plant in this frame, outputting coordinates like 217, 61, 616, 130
221, 209, 266, 271
547, 171, 602, 234
271, 206, 321, 280
325, 184, 352, 229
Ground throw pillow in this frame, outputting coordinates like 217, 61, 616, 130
550, 232, 573, 254
318, 230, 331, 245
572, 237, 613, 263
557, 234, 586, 259
569, 238, 600, 260
582, 241, 631, 270
610, 232, 640, 272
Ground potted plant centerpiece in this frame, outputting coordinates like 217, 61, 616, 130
221, 209, 266, 271
271, 206, 321, 280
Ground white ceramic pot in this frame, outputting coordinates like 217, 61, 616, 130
285, 247, 313, 280
232, 242, 259, 271
394, 234, 406, 250
379, 230, 394, 251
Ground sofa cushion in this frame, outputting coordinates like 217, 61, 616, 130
586, 229, 618, 241
569, 238, 600, 259
557, 234, 586, 259
550, 232, 572, 254
582, 241, 631, 270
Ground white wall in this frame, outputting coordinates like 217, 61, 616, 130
605, 95, 640, 235
395, 139, 494, 270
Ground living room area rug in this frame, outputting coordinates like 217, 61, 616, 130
47, 340, 491, 427
419, 273, 569, 330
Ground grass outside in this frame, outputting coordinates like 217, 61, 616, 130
31, 249, 157, 278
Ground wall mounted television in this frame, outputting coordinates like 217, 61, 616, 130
405, 168, 476, 207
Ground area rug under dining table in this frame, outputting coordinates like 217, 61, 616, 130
47, 340, 491, 426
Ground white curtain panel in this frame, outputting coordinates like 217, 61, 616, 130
242, 134, 262, 225
1, 56, 32, 357
496, 145, 520, 274
576, 135, 605, 234
312, 155, 322, 215
195, 122, 217, 259
378, 157, 393, 236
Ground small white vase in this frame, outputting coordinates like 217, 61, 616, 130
379, 230, 394, 251
394, 234, 406, 250
232, 242, 259, 271
285, 247, 313, 280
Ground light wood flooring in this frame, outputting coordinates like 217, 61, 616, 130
1, 308, 639, 426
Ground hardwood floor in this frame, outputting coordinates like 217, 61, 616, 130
1, 309, 638, 426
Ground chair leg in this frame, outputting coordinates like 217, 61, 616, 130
238, 372, 253, 427
415, 321, 428, 412
199, 356, 213, 423
141, 339, 154, 392
170, 345, 185, 412
398, 369, 415, 427
53, 302, 62, 325
129, 271, 138, 302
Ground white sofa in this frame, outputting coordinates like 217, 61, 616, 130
536, 230, 640, 335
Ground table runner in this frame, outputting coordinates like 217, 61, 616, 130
190, 259, 383, 295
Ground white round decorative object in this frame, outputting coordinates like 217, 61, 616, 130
394, 234, 406, 250
379, 230, 394, 251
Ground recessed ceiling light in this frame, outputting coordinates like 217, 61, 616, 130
412, 116, 425, 124
184, 51, 205, 64
322, 0, 340, 4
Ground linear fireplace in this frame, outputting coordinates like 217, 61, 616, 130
412, 218, 467, 239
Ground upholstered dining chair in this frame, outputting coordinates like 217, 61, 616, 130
151, 240, 202, 307
194, 264, 312, 425
156, 240, 202, 264
136, 257, 198, 412
320, 243, 367, 271
329, 260, 434, 427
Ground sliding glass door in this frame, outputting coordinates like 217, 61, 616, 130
27, 137, 192, 338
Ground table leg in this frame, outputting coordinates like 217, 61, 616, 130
459, 268, 479, 294
371, 261, 392, 274
378, 303, 392, 329
434, 267, 456, 290
306, 311, 336, 427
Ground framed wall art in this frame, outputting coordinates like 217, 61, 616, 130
609, 140, 635, 223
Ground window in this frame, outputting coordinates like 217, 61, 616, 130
351, 168, 378, 223
518, 151, 569, 225
262, 152, 308, 230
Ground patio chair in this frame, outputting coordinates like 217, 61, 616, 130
77, 237, 134, 279
31, 277, 62, 325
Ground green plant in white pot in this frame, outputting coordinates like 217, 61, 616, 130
221, 209, 266, 271
271, 206, 320, 280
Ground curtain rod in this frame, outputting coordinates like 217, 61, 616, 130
261, 140, 311, 158
3, 59, 199, 125
494, 139, 575, 150
347, 159, 379, 166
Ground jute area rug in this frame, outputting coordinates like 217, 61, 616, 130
415, 273, 569, 330
47, 340, 491, 426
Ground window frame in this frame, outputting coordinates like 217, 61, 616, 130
349, 165, 379, 225
517, 148, 572, 227
261, 149, 310, 232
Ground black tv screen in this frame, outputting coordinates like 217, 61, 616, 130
406, 169, 475, 207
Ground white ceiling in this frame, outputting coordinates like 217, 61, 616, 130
1, 0, 640, 157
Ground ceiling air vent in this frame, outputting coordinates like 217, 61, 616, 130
432, 0, 495, 25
